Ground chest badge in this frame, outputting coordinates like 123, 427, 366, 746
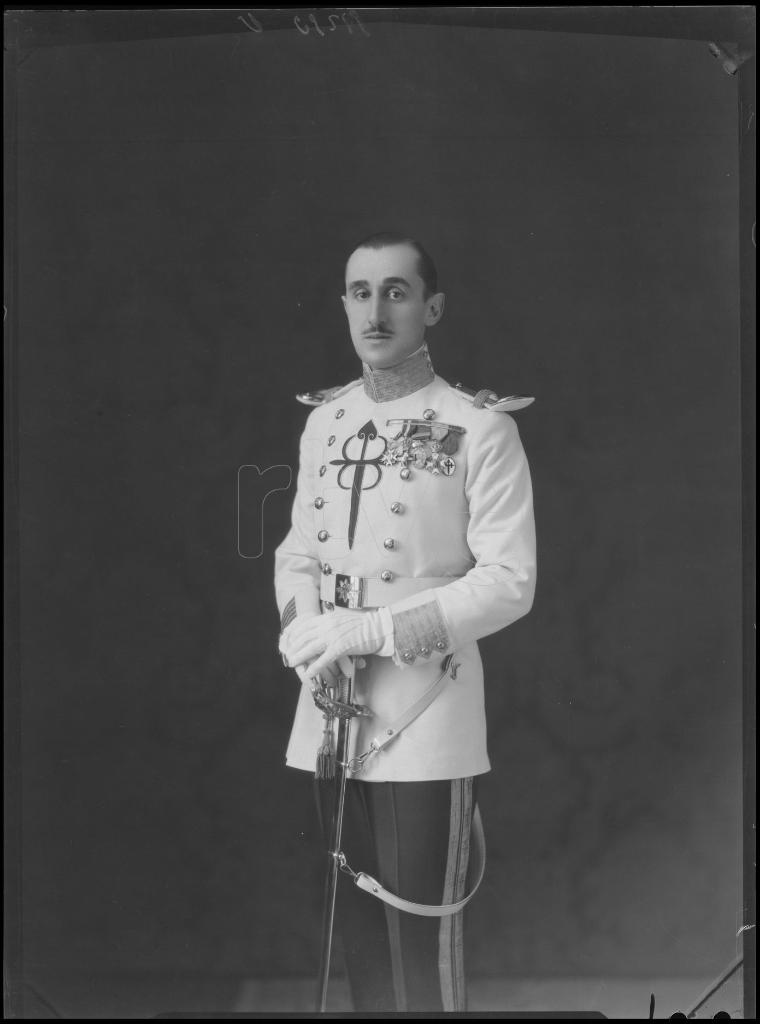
384, 418, 466, 478
329, 420, 388, 549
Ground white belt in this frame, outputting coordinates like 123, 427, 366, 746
319, 572, 454, 609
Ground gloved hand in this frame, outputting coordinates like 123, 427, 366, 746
281, 614, 354, 687
280, 608, 393, 680
294, 658, 353, 691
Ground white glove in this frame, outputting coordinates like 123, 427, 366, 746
280, 608, 394, 680
281, 615, 355, 688
294, 658, 353, 691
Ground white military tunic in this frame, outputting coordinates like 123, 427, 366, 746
274, 345, 536, 781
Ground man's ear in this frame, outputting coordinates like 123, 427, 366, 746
341, 295, 348, 316
424, 292, 445, 327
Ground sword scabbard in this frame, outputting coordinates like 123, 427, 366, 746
315, 667, 354, 1013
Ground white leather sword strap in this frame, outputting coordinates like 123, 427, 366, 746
346, 655, 457, 773
334, 654, 487, 917
338, 805, 486, 917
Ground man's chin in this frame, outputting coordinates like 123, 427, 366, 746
357, 341, 395, 369
356, 339, 418, 370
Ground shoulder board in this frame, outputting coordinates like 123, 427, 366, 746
450, 382, 535, 413
295, 379, 362, 407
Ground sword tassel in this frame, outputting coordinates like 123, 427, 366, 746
315, 710, 337, 780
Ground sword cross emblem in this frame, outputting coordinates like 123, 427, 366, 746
329, 419, 387, 549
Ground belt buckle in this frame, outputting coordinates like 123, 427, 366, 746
335, 573, 365, 610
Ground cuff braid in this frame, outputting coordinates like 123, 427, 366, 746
391, 597, 451, 665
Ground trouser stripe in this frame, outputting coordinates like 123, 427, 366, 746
438, 777, 473, 1011
384, 784, 408, 1012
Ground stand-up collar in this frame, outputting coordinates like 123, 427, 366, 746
362, 343, 435, 403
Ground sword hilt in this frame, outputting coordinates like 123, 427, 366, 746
311, 676, 372, 719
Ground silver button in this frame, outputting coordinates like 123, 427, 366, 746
435, 640, 446, 651
402, 651, 415, 663
381, 570, 393, 582
318, 530, 329, 542
314, 497, 324, 509
383, 538, 395, 550
335, 409, 345, 419
400, 468, 411, 481
319, 465, 327, 476
419, 646, 430, 657
327, 435, 336, 446
423, 408, 435, 420
390, 502, 404, 514
321, 564, 332, 575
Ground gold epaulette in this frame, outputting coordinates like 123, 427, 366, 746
449, 382, 535, 412
295, 379, 362, 407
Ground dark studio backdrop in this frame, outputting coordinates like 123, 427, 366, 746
6, 7, 748, 1016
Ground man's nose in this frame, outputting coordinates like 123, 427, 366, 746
367, 293, 385, 326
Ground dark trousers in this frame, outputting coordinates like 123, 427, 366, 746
314, 776, 478, 1013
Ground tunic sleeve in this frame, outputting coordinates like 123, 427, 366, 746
388, 413, 536, 665
274, 414, 324, 627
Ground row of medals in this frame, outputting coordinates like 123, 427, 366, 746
380, 434, 457, 476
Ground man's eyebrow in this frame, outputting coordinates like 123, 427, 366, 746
347, 277, 412, 290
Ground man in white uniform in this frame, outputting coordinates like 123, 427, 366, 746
275, 233, 536, 1011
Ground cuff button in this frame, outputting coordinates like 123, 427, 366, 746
435, 640, 446, 651
402, 651, 415, 663
381, 570, 394, 582
419, 646, 430, 657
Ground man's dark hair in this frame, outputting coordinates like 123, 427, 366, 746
347, 232, 438, 298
